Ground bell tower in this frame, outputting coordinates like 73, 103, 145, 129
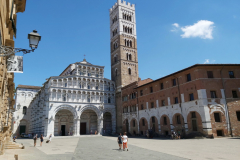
110, 0, 139, 132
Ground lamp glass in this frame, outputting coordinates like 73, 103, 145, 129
29, 36, 40, 49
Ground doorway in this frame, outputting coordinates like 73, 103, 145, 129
80, 122, 86, 135
19, 126, 26, 135
192, 120, 198, 131
61, 125, 66, 136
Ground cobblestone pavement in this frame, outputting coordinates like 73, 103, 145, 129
1, 136, 239, 160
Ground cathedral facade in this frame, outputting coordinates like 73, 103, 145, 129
14, 59, 116, 137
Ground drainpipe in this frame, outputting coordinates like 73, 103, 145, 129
220, 65, 233, 137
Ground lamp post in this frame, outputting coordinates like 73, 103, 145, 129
0, 30, 41, 56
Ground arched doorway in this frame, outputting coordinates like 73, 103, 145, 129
130, 118, 138, 135
54, 109, 74, 136
187, 111, 203, 134
160, 115, 171, 136
80, 109, 98, 134
103, 112, 112, 134
19, 120, 28, 135
150, 116, 158, 134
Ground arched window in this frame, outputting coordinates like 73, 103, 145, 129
65, 83, 67, 87
125, 27, 128, 33
87, 96, 90, 103
88, 73, 91, 76
108, 97, 111, 103
129, 16, 132, 21
88, 85, 91, 89
125, 39, 127, 46
127, 40, 129, 47
129, 54, 132, 61
100, 97, 102, 102
96, 74, 99, 78
128, 27, 130, 33
23, 106, 27, 115
96, 86, 99, 90
126, 53, 128, 60
128, 68, 131, 75
63, 95, 66, 102
115, 69, 117, 76
127, 15, 129, 20
114, 56, 117, 62
130, 41, 132, 47
130, 28, 132, 34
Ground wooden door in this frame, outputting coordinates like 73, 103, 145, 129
80, 123, 86, 134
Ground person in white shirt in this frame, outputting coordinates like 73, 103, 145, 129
122, 132, 128, 151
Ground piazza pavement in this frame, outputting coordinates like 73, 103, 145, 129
1, 135, 240, 160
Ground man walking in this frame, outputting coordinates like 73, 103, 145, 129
33, 134, 38, 147
122, 132, 128, 151
117, 133, 122, 150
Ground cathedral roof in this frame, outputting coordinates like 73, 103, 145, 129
17, 85, 41, 90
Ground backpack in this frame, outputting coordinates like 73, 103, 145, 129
33, 136, 37, 140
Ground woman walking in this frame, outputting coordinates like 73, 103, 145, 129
49, 134, 52, 143
117, 133, 122, 150
40, 134, 44, 146
122, 132, 128, 151
33, 134, 38, 147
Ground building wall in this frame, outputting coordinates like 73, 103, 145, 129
121, 65, 240, 137
0, 0, 26, 155
227, 100, 240, 136
13, 87, 40, 136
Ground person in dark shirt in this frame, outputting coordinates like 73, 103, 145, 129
117, 133, 122, 150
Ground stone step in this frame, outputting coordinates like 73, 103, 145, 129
5, 142, 24, 149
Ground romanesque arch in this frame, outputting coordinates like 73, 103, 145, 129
186, 111, 203, 134
80, 105, 100, 118
172, 113, 184, 134
130, 118, 138, 135
160, 114, 171, 136
139, 117, 148, 136
52, 105, 78, 119
150, 116, 158, 134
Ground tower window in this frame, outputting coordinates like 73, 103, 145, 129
128, 68, 131, 75
108, 97, 111, 103
114, 56, 117, 62
229, 71, 235, 78
140, 90, 143, 96
129, 54, 132, 60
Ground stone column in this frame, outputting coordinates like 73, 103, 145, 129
76, 65, 79, 75
45, 117, 55, 137
98, 116, 103, 135
74, 118, 80, 136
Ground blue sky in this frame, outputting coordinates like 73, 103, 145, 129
14, 0, 240, 87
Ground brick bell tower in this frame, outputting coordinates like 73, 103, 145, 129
110, 0, 139, 133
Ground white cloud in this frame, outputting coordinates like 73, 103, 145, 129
173, 23, 179, 28
181, 20, 214, 39
204, 59, 216, 64
171, 23, 180, 32
204, 59, 210, 64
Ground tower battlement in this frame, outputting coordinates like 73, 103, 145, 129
110, 0, 135, 13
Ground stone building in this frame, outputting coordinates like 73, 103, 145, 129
110, 0, 139, 133
22, 59, 116, 137
121, 64, 240, 137
0, 0, 26, 155
13, 85, 41, 136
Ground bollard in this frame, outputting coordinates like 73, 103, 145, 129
14, 154, 18, 160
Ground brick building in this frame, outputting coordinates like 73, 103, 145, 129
121, 64, 240, 137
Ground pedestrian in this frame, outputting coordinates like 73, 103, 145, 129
49, 134, 52, 143
117, 133, 122, 150
177, 130, 181, 139
40, 134, 44, 147
33, 134, 38, 147
68, 131, 70, 136
122, 132, 128, 151
13, 135, 17, 142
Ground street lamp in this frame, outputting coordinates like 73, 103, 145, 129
0, 30, 41, 57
